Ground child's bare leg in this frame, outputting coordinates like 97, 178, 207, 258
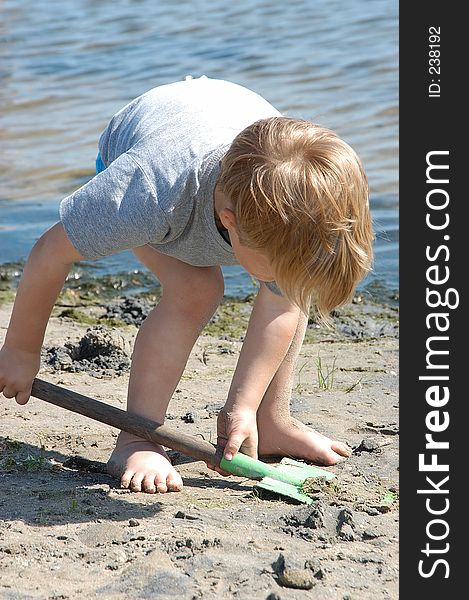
256, 311, 350, 465
107, 247, 223, 493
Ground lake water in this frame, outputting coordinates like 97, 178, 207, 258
0, 0, 398, 299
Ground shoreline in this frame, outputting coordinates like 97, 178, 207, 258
0, 259, 399, 312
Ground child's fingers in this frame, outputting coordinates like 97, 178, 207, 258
222, 432, 247, 461
0, 384, 30, 405
15, 389, 31, 405
1, 385, 15, 399
239, 437, 258, 460
206, 463, 232, 477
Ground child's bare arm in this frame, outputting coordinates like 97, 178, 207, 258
0, 222, 83, 403
218, 283, 301, 460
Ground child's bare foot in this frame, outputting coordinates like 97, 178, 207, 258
257, 416, 350, 466
107, 431, 183, 493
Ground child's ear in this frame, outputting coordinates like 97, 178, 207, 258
219, 207, 237, 230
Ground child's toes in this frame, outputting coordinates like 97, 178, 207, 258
120, 470, 134, 489
167, 473, 183, 492
155, 474, 168, 493
142, 472, 158, 494
332, 440, 352, 458
130, 472, 145, 492
320, 446, 347, 466
321, 452, 341, 466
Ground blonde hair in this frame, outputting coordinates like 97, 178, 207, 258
218, 117, 374, 322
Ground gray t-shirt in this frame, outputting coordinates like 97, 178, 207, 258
59, 76, 281, 270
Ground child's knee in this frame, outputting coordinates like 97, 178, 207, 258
132, 247, 224, 313
188, 269, 224, 308
167, 267, 224, 318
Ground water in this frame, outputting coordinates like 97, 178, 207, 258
0, 0, 398, 299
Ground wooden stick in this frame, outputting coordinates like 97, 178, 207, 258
31, 378, 221, 465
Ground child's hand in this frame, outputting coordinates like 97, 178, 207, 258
207, 407, 258, 476
0, 346, 40, 405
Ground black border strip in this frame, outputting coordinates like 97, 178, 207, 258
400, 3, 465, 596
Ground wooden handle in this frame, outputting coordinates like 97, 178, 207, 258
31, 378, 221, 466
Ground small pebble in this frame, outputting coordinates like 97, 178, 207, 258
128, 519, 140, 527
273, 553, 316, 590
181, 412, 196, 424
174, 511, 199, 521
354, 438, 380, 453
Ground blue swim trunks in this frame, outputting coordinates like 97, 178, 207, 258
95, 152, 106, 174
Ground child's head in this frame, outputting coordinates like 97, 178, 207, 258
217, 116, 374, 322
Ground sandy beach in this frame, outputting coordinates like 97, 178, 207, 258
0, 291, 398, 600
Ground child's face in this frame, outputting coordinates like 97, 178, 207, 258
215, 185, 275, 281
228, 228, 275, 282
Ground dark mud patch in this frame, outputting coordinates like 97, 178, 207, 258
62, 455, 108, 474
282, 502, 327, 530
335, 312, 399, 340
304, 300, 399, 345
281, 483, 397, 548
42, 326, 131, 377
102, 297, 154, 326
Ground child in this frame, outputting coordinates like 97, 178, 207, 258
0, 76, 373, 494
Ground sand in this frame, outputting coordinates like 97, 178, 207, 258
0, 294, 398, 599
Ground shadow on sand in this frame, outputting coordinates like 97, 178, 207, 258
0, 437, 252, 526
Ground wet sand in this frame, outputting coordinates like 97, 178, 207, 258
0, 293, 398, 599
